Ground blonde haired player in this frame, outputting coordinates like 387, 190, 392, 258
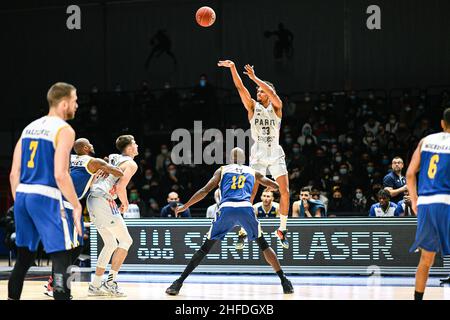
218, 60, 290, 249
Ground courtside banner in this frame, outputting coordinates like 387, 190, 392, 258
90, 218, 450, 275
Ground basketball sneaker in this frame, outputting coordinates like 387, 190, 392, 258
281, 278, 294, 294
274, 229, 289, 249
235, 233, 247, 250
104, 281, 127, 297
88, 283, 110, 296
44, 276, 53, 298
165, 280, 183, 296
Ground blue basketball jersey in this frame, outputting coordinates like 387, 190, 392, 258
418, 132, 450, 200
70, 155, 95, 199
219, 164, 255, 204
19, 116, 70, 188
254, 201, 279, 218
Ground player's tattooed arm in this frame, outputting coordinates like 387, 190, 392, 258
255, 171, 279, 192
218, 60, 255, 117
243, 64, 283, 113
9, 138, 22, 200
87, 158, 124, 178
406, 139, 424, 214
175, 168, 221, 214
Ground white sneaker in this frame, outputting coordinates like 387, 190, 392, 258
88, 283, 110, 296
104, 281, 127, 297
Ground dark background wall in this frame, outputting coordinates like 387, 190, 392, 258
0, 0, 449, 120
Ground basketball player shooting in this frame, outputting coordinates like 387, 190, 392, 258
218, 60, 290, 249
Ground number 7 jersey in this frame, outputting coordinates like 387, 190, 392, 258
418, 132, 450, 198
219, 164, 256, 205
19, 116, 70, 188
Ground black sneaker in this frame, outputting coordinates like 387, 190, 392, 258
440, 276, 450, 285
281, 278, 294, 294
235, 234, 247, 250
165, 280, 183, 296
275, 229, 289, 249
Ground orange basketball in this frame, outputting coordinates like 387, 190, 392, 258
196, 6, 216, 27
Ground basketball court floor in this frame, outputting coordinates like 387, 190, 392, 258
1, 266, 450, 300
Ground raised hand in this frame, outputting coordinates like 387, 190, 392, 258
243, 64, 256, 80
217, 60, 235, 68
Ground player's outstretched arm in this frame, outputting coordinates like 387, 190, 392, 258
255, 171, 279, 191
54, 126, 82, 235
406, 139, 424, 214
243, 64, 283, 112
218, 60, 255, 116
9, 138, 22, 200
87, 158, 124, 178
115, 160, 138, 213
175, 168, 221, 214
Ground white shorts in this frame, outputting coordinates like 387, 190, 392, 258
86, 192, 124, 229
249, 143, 287, 179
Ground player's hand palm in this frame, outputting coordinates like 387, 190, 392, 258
174, 205, 185, 216
243, 64, 256, 80
217, 60, 235, 68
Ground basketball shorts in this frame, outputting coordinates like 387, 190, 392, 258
14, 186, 75, 254
207, 202, 262, 241
86, 192, 123, 229
410, 203, 450, 255
64, 201, 85, 247
250, 145, 287, 179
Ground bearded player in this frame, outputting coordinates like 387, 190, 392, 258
218, 60, 290, 249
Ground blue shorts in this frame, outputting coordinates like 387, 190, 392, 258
207, 206, 262, 241
65, 207, 85, 246
410, 203, 450, 255
14, 192, 76, 254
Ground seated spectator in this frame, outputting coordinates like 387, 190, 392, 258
160, 192, 191, 218
146, 198, 160, 217
297, 123, 317, 147
155, 144, 172, 174
254, 190, 279, 218
311, 187, 329, 211
327, 188, 352, 217
292, 187, 326, 218
394, 190, 416, 217
369, 189, 398, 217
128, 188, 146, 218
206, 189, 221, 219
351, 187, 368, 213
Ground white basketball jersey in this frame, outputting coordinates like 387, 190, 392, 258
250, 102, 285, 160
90, 154, 132, 197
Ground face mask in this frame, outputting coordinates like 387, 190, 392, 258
306, 139, 313, 145
304, 96, 311, 102
90, 107, 97, 115
346, 138, 353, 144
130, 193, 138, 201
304, 129, 311, 135
389, 119, 396, 124
285, 138, 293, 144
367, 167, 374, 174
164, 83, 171, 89
356, 192, 363, 199
199, 79, 206, 87
323, 168, 330, 174
169, 170, 177, 176
339, 168, 348, 175
332, 176, 340, 182
292, 148, 300, 154
382, 159, 389, 165
145, 151, 151, 158
331, 148, 338, 154
335, 156, 342, 163
371, 146, 378, 153
169, 201, 178, 208
145, 175, 152, 180
161, 148, 168, 155
366, 137, 374, 143
405, 106, 411, 112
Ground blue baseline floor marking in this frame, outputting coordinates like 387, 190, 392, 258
103, 273, 447, 288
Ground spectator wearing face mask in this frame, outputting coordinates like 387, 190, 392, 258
146, 198, 160, 217
286, 143, 307, 170
369, 189, 398, 217
126, 188, 146, 218
352, 187, 368, 213
139, 168, 160, 203
363, 116, 380, 136
362, 131, 376, 148
297, 123, 317, 147
161, 163, 187, 198
327, 188, 351, 217
156, 144, 172, 174
385, 114, 399, 134
160, 192, 191, 218
191, 74, 217, 124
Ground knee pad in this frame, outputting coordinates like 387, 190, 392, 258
256, 236, 269, 251
97, 242, 118, 269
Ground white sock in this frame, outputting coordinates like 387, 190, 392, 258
279, 214, 288, 231
107, 270, 118, 284
92, 275, 103, 288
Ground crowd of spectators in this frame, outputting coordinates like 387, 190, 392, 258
69, 80, 450, 218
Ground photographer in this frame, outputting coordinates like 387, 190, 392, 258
160, 192, 191, 218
